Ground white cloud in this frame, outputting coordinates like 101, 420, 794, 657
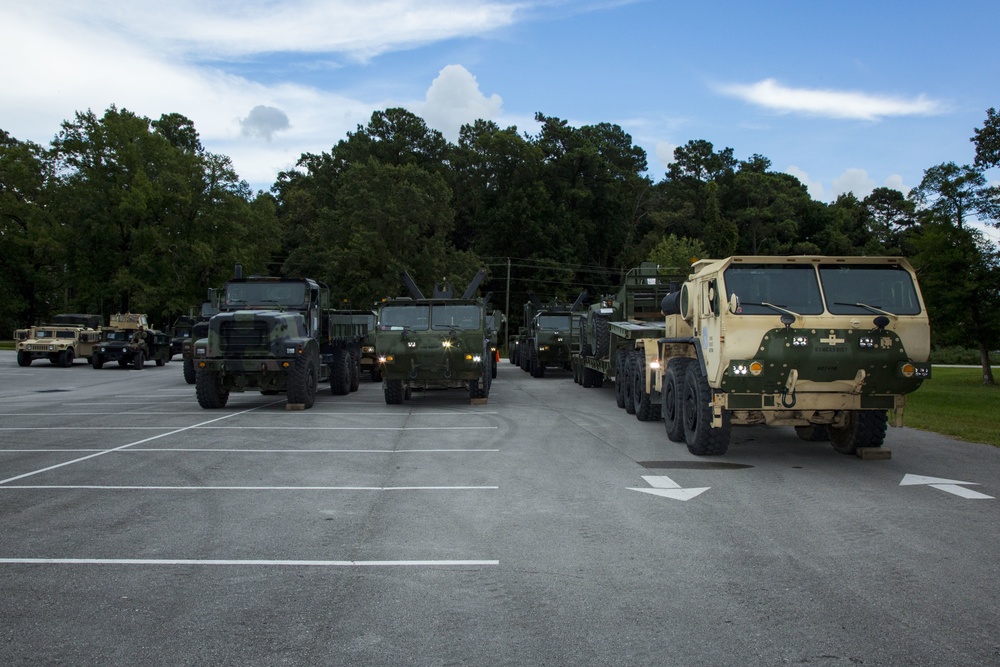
240, 105, 291, 141
418, 65, 503, 142
785, 166, 825, 200
883, 174, 910, 196
717, 78, 946, 120
655, 142, 679, 171
833, 168, 876, 198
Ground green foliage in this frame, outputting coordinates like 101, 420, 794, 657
647, 234, 705, 274
905, 367, 1000, 446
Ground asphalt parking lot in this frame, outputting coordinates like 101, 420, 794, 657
2, 351, 999, 666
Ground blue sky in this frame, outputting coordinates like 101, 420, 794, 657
3, 0, 998, 205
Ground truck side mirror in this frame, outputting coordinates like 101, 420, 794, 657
728, 293, 740, 314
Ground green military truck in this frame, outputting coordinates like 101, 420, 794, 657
180, 301, 220, 384
375, 270, 491, 404
192, 272, 364, 409
572, 264, 679, 420
16, 314, 103, 367
629, 256, 931, 456
92, 313, 172, 369
516, 293, 587, 378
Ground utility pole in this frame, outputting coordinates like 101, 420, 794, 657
504, 258, 511, 353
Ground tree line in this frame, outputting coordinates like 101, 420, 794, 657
2, 105, 999, 378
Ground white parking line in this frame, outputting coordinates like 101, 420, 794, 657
3, 485, 499, 491
1, 448, 500, 453
0, 426, 498, 431
0, 558, 499, 567
0, 402, 282, 485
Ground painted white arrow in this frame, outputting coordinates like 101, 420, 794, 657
629, 475, 709, 501
900, 474, 994, 500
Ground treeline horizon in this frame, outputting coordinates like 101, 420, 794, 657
2, 105, 999, 371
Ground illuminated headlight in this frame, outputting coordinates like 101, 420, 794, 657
471, 355, 482, 363
48, 345, 55, 351
650, 359, 660, 370
539, 345, 549, 351
285, 347, 296, 354
731, 363, 748, 376
195, 346, 206, 355
792, 336, 808, 347
858, 337, 875, 348
442, 340, 452, 348
407, 341, 416, 348
555, 337, 563, 342
362, 346, 375, 353
379, 355, 393, 363
900, 362, 931, 379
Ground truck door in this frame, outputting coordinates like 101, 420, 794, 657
700, 275, 724, 383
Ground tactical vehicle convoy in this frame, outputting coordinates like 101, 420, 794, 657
514, 293, 587, 378
572, 264, 679, 418
627, 256, 932, 456
179, 301, 220, 384
169, 315, 199, 358
192, 272, 365, 409
375, 270, 491, 404
16, 314, 103, 367
92, 313, 171, 369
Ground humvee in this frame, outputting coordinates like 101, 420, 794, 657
91, 313, 171, 369
16, 314, 103, 367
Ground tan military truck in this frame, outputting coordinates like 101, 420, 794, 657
629, 256, 931, 456
15, 314, 103, 367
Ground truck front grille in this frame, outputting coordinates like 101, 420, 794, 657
219, 321, 270, 358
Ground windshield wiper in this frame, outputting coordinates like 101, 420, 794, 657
834, 302, 896, 318
741, 301, 803, 320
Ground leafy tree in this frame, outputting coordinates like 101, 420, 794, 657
861, 187, 916, 253
909, 162, 999, 229
0, 130, 60, 331
647, 234, 705, 275
971, 107, 1000, 170
701, 180, 738, 257
910, 222, 1000, 384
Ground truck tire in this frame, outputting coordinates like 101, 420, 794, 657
384, 379, 405, 404
530, 346, 545, 378
196, 370, 229, 409
330, 348, 351, 396
795, 424, 830, 442
183, 358, 196, 384
349, 351, 361, 392
623, 352, 636, 415
632, 351, 659, 421
578, 316, 592, 357
134, 350, 145, 370
288, 353, 319, 408
593, 316, 610, 358
92, 353, 104, 370
663, 358, 690, 443
682, 363, 730, 456
58, 349, 74, 367
829, 411, 887, 454
614, 350, 627, 408
156, 355, 166, 367
17, 351, 32, 367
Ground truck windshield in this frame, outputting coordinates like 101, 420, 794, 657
432, 305, 481, 330
723, 264, 824, 315
537, 315, 571, 330
380, 305, 429, 330
225, 282, 307, 308
819, 264, 922, 315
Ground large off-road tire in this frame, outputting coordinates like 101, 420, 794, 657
92, 353, 104, 370
134, 350, 145, 370
384, 379, 405, 405
829, 411, 887, 454
287, 353, 319, 408
329, 348, 352, 396
470, 355, 491, 400
623, 352, 636, 415
795, 424, 830, 442
530, 347, 545, 378
663, 358, 691, 443
614, 350, 627, 408
593, 316, 610, 358
58, 348, 74, 367
578, 316, 591, 357
682, 362, 730, 456
182, 358, 196, 384
155, 355, 166, 367
17, 351, 31, 367
196, 369, 229, 409
632, 350, 659, 422
349, 350, 361, 392
49, 353, 59, 365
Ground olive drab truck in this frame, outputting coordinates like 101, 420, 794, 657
181, 300, 220, 385
16, 314, 103, 367
92, 313, 172, 369
515, 292, 587, 378
632, 256, 931, 456
192, 270, 365, 409
375, 269, 492, 404
572, 264, 680, 420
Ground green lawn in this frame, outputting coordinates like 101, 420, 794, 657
905, 367, 1000, 447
